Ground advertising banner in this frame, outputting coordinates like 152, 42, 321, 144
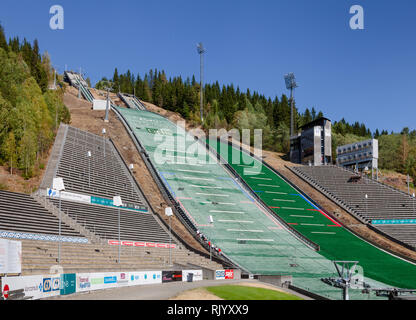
76, 272, 121, 293
108, 240, 176, 249
60, 273, 76, 295
2, 274, 60, 300
128, 271, 162, 286
182, 270, 203, 282
47, 189, 91, 204
215, 270, 225, 280
162, 271, 182, 283
225, 269, 234, 280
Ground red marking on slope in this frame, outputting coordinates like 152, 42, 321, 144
288, 223, 298, 225
317, 210, 341, 227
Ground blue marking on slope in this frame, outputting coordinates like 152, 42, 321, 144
230, 178, 255, 202
298, 193, 320, 211
159, 172, 177, 198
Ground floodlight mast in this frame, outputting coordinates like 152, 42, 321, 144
197, 42, 206, 123
284, 73, 298, 137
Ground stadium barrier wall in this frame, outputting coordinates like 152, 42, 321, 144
0, 268, 216, 300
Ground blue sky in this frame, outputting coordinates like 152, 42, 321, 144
1, 0, 415, 133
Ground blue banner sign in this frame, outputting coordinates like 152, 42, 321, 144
372, 219, 416, 225
90, 196, 148, 213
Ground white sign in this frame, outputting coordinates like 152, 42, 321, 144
165, 207, 173, 217
0, 239, 8, 274
0, 239, 21, 274
182, 270, 203, 282
46, 189, 91, 204
93, 99, 108, 110
113, 196, 123, 207
7, 240, 21, 274
128, 271, 162, 286
52, 177, 65, 191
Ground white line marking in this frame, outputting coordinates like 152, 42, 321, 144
250, 177, 272, 181
218, 220, 254, 224
258, 184, 280, 188
301, 224, 325, 226
265, 191, 287, 195
201, 202, 236, 206
311, 232, 336, 235
183, 176, 215, 182
210, 210, 245, 214
281, 207, 305, 211
290, 215, 314, 218
244, 171, 264, 175
191, 185, 223, 189
273, 199, 295, 202
227, 229, 264, 233
196, 193, 230, 197
237, 239, 275, 242
176, 169, 209, 174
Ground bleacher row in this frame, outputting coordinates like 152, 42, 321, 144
56, 125, 146, 208
0, 190, 83, 239
290, 165, 416, 248
48, 198, 171, 244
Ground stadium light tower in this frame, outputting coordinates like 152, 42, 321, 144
197, 42, 206, 123
284, 73, 298, 137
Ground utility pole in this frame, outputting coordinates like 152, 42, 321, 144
197, 43, 206, 123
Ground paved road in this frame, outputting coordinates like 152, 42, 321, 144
46, 279, 311, 300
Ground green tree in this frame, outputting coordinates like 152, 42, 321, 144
3, 131, 17, 174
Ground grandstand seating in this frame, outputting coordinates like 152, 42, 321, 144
48, 198, 171, 243
0, 190, 83, 239
55, 125, 147, 208
290, 165, 416, 248
18, 239, 224, 275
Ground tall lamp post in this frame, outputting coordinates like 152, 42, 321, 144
114, 196, 123, 263
53, 177, 65, 264
284, 73, 298, 137
165, 207, 173, 266
365, 194, 368, 216
197, 42, 206, 123
413, 193, 415, 216
87, 151, 92, 187
102, 128, 106, 158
